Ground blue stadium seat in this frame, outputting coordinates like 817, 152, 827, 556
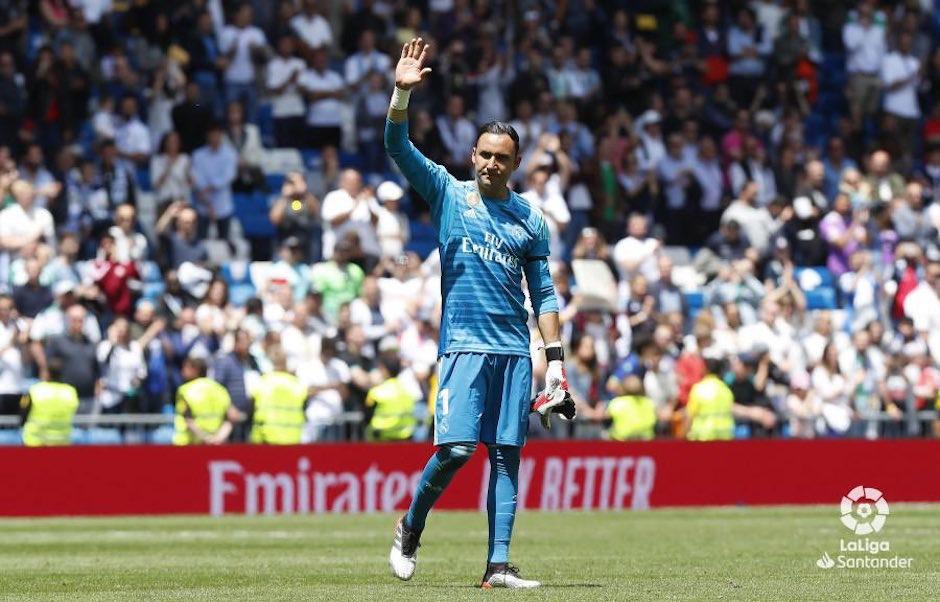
0, 429, 21, 445
734, 423, 752, 439
221, 261, 252, 285
136, 166, 151, 191
266, 173, 286, 192
301, 149, 321, 169
148, 425, 174, 444
143, 282, 166, 301
684, 291, 705, 311
229, 283, 257, 306
339, 151, 363, 170
233, 192, 276, 238
84, 427, 124, 445
404, 218, 438, 260
140, 260, 163, 283
806, 287, 837, 310
255, 103, 275, 147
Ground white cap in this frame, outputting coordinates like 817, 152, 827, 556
376, 181, 404, 203
793, 196, 814, 220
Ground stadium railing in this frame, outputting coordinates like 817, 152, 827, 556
0, 410, 937, 444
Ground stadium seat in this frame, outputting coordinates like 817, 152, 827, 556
266, 173, 286, 192
260, 148, 303, 174
84, 428, 124, 445
233, 192, 276, 238
255, 103, 275, 147
141, 260, 163, 283
684, 291, 705, 311
148, 425, 175, 445
339, 150, 363, 170
136, 166, 152, 191
0, 429, 21, 445
805, 287, 837, 310
142, 282, 166, 301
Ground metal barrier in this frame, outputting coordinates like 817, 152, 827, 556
0, 410, 937, 444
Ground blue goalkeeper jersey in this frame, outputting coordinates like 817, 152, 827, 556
385, 119, 558, 357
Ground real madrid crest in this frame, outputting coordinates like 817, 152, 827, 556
465, 191, 480, 207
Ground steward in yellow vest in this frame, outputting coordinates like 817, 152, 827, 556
686, 357, 735, 441
21, 367, 79, 446
604, 375, 657, 440
365, 343, 417, 441
174, 358, 239, 445
250, 347, 308, 444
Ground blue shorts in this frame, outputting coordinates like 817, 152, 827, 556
434, 352, 532, 447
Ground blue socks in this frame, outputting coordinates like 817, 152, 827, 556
405, 442, 476, 532
486, 444, 520, 564
404, 442, 521, 565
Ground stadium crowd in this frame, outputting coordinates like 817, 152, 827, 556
3, 0, 940, 445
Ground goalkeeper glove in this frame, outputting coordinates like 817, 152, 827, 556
537, 341, 568, 416
530, 389, 577, 429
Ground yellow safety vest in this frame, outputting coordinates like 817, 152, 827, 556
173, 377, 232, 445
22, 382, 79, 447
607, 395, 656, 441
250, 371, 308, 444
687, 375, 735, 441
366, 377, 416, 441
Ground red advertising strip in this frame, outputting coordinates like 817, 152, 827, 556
1, 439, 938, 517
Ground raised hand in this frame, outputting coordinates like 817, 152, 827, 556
396, 37, 432, 90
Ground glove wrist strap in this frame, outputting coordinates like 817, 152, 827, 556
544, 342, 563, 363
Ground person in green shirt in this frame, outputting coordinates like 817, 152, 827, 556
604, 375, 657, 440
310, 237, 365, 320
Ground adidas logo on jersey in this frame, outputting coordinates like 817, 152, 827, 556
463, 208, 478, 218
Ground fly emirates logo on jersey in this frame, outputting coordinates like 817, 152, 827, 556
461, 231, 520, 269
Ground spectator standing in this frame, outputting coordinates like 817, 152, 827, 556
43, 304, 101, 414
96, 316, 146, 414
0, 294, 26, 415
223, 101, 264, 193
435, 95, 475, 179
266, 34, 307, 148
299, 48, 347, 150
219, 3, 268, 121
190, 122, 238, 243
150, 131, 191, 211
114, 95, 151, 168
291, 0, 334, 56
843, 1, 886, 131
880, 31, 921, 165
155, 202, 209, 271
269, 171, 322, 263
344, 30, 391, 93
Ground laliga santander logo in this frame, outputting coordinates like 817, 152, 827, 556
840, 485, 889, 535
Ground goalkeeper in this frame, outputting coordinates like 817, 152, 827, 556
385, 38, 570, 589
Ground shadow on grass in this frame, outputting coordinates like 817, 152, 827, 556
409, 583, 604, 590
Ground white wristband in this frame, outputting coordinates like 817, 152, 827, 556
390, 86, 411, 111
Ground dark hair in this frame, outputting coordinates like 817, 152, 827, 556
475, 121, 520, 156
183, 356, 208, 377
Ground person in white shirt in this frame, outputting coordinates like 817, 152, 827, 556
266, 35, 307, 148
150, 130, 191, 207
0, 180, 55, 285
108, 203, 148, 264
96, 316, 146, 414
521, 168, 571, 262
435, 95, 476, 178
320, 168, 370, 259
634, 110, 666, 173
115, 95, 151, 168
0, 294, 26, 414
720, 180, 776, 255
904, 260, 940, 366
564, 47, 601, 102
843, 1, 887, 130
190, 123, 238, 243
374, 181, 409, 259
219, 3, 267, 121
691, 136, 725, 242
299, 49, 347, 149
880, 31, 921, 161
291, 0, 334, 55
344, 30, 391, 93
729, 136, 776, 207
613, 213, 660, 284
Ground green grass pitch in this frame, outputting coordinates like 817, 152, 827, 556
1, 506, 938, 600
